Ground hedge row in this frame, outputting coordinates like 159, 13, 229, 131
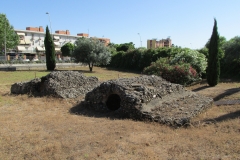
108, 47, 188, 71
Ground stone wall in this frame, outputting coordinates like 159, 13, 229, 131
11, 71, 99, 98
84, 75, 213, 126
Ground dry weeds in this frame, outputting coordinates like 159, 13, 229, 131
0, 68, 240, 160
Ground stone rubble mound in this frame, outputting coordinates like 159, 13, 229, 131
11, 71, 99, 98
84, 75, 213, 126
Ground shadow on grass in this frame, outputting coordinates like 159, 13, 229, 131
105, 67, 142, 74
192, 85, 210, 92
203, 110, 240, 123
54, 69, 96, 73
213, 88, 240, 101
69, 101, 130, 120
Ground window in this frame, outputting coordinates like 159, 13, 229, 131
19, 35, 24, 40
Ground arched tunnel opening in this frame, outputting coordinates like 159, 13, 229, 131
106, 94, 121, 111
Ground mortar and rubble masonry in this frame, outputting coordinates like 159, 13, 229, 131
11, 71, 213, 126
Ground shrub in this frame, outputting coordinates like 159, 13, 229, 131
170, 50, 207, 77
143, 58, 199, 85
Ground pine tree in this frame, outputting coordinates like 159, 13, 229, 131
44, 26, 56, 71
207, 18, 220, 86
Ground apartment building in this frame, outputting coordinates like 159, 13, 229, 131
10, 26, 110, 60
147, 38, 172, 49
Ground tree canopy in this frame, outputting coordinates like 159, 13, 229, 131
116, 42, 135, 52
73, 37, 111, 71
205, 36, 226, 59
0, 14, 19, 55
221, 36, 240, 77
61, 42, 74, 57
44, 26, 56, 71
207, 18, 220, 86
223, 36, 240, 63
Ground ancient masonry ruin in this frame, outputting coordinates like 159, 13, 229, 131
11, 71, 99, 98
11, 71, 213, 126
84, 75, 213, 126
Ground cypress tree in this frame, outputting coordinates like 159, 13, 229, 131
207, 18, 220, 86
44, 26, 56, 71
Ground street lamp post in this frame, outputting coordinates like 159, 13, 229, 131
138, 33, 142, 48
46, 12, 52, 36
4, 21, 6, 60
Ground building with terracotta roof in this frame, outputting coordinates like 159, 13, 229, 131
9, 26, 110, 61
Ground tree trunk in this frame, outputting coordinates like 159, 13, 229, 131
89, 62, 93, 72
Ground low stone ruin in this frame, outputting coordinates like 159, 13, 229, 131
11, 71, 213, 126
84, 75, 213, 126
11, 71, 99, 98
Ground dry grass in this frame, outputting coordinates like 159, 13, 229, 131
0, 67, 240, 160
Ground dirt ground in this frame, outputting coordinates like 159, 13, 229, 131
0, 73, 240, 159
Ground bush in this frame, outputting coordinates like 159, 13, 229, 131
143, 58, 199, 85
170, 50, 207, 77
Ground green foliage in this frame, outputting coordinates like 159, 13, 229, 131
0, 14, 19, 55
223, 36, 240, 61
207, 18, 220, 86
61, 42, 74, 57
108, 47, 197, 72
107, 42, 119, 49
116, 42, 135, 52
44, 26, 56, 71
221, 36, 240, 77
170, 50, 207, 76
73, 37, 111, 71
205, 36, 226, 59
197, 47, 209, 60
109, 45, 206, 85
143, 58, 198, 85
139, 49, 155, 70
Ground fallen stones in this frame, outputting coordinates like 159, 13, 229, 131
84, 75, 213, 126
11, 71, 99, 98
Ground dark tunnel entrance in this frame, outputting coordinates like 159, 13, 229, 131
106, 94, 121, 111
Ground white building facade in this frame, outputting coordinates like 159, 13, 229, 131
12, 26, 87, 61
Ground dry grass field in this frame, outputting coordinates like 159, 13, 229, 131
0, 67, 240, 160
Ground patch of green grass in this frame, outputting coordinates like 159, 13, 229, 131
0, 67, 140, 85
0, 71, 50, 85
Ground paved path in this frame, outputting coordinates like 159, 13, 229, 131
0, 63, 87, 71
214, 99, 240, 106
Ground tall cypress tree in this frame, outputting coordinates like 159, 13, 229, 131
44, 26, 56, 71
207, 18, 220, 86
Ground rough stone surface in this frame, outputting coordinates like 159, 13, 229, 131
11, 71, 99, 98
84, 75, 213, 126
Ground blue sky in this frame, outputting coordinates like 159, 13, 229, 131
1, 0, 239, 49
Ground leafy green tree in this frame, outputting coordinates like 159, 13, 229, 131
221, 36, 240, 77
61, 42, 74, 57
107, 42, 119, 49
0, 14, 19, 55
207, 19, 220, 86
107, 42, 118, 55
44, 26, 56, 71
116, 42, 135, 52
223, 36, 240, 63
205, 36, 226, 59
73, 37, 111, 72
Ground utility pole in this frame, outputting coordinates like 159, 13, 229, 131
138, 33, 142, 47
46, 12, 52, 37
4, 21, 6, 60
